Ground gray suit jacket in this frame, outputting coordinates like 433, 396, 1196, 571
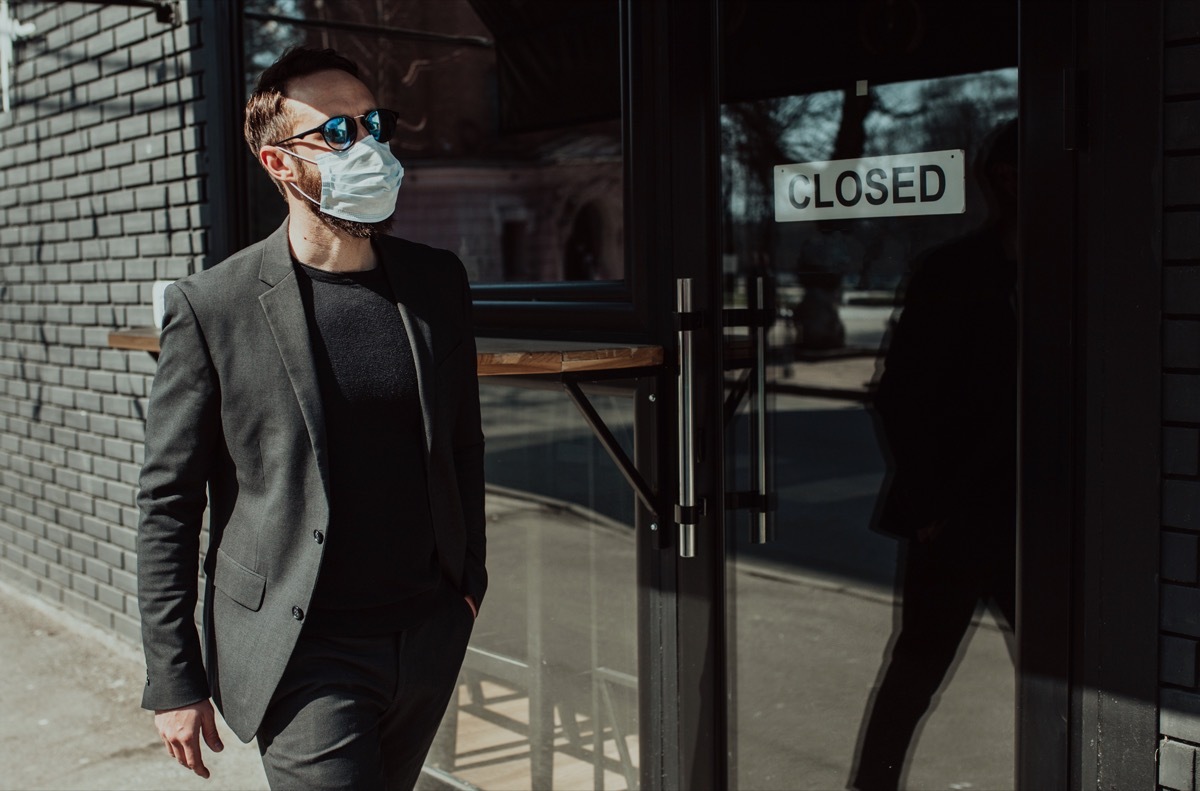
136, 221, 486, 741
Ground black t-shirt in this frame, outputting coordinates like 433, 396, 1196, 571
294, 260, 444, 635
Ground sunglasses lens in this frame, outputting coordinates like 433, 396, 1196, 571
366, 109, 397, 144
323, 116, 355, 150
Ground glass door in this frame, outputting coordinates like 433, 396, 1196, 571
717, 2, 1019, 788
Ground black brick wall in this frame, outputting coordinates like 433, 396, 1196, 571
0, 1, 210, 642
1162, 0, 1200, 788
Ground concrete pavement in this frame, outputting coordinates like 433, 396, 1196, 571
0, 452, 1016, 791
0, 580, 267, 791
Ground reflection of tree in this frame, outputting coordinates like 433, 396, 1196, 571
243, 1, 305, 95
722, 69, 1017, 288
722, 92, 841, 271
241, 0, 494, 159
867, 70, 1017, 158
832, 90, 873, 162
241, 1, 623, 164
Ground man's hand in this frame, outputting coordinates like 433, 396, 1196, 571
154, 700, 223, 779
464, 594, 478, 619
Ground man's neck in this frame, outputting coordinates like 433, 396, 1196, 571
286, 208, 377, 273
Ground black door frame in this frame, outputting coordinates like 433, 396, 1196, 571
1016, 0, 1078, 785
628, 0, 726, 787
1019, 0, 1162, 788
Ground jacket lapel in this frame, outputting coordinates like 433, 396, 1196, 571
257, 221, 332, 498
381, 237, 435, 459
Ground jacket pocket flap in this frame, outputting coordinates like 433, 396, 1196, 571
213, 549, 266, 611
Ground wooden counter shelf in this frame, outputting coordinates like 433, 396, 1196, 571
474, 337, 663, 376
107, 328, 664, 377
107, 327, 163, 354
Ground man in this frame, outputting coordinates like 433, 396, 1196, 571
137, 47, 486, 790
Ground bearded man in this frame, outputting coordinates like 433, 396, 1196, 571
136, 47, 486, 790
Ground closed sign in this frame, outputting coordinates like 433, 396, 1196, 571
774, 149, 966, 222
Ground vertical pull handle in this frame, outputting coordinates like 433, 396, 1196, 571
751, 276, 774, 544
676, 278, 698, 558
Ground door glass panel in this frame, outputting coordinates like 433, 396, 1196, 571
421, 381, 640, 790
721, 4, 1019, 787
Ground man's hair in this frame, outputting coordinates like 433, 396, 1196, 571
243, 47, 361, 160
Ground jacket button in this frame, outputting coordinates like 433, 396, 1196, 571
313, 530, 324, 544
292, 606, 304, 621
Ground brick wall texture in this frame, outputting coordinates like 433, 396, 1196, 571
0, 1, 209, 643
1162, 1, 1200, 789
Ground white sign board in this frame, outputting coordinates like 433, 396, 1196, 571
774, 149, 965, 222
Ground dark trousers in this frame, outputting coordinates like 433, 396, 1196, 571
257, 594, 475, 791
851, 531, 1016, 791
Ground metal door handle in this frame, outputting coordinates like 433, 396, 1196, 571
751, 276, 774, 543
676, 278, 698, 558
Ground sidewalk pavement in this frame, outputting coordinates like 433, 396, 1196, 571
0, 580, 268, 791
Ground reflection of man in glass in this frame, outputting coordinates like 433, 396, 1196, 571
850, 119, 1018, 791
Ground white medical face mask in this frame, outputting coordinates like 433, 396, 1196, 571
279, 137, 404, 223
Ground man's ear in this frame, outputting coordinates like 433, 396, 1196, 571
260, 146, 298, 184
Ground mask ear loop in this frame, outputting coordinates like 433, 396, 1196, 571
276, 145, 318, 166
275, 146, 321, 207
285, 180, 321, 207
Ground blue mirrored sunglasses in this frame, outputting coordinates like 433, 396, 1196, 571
272, 108, 398, 151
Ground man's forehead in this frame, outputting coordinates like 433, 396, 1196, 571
283, 69, 376, 124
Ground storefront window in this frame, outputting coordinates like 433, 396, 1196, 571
240, 0, 624, 286
424, 381, 640, 789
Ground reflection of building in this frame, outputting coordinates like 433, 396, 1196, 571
243, 0, 626, 285
394, 144, 623, 282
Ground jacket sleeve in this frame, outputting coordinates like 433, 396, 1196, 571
450, 257, 487, 608
137, 283, 219, 711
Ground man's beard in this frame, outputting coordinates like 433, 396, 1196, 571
296, 164, 393, 239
